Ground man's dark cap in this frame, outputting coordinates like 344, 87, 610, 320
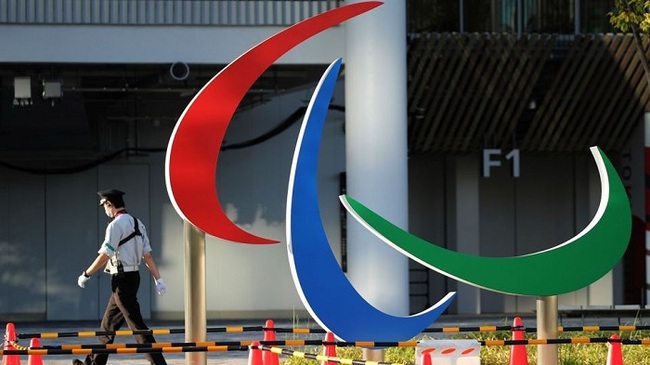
98, 189, 125, 206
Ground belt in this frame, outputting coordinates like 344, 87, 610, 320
108, 264, 139, 275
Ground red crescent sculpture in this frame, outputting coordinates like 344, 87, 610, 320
165, 2, 382, 243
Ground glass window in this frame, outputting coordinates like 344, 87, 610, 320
407, 0, 460, 32
467, 0, 573, 33
464, 0, 509, 32
523, 0, 573, 33
408, 0, 615, 34
580, 0, 615, 34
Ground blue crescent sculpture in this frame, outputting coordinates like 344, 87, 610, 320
286, 58, 456, 342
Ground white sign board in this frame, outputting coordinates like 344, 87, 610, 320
416, 339, 481, 365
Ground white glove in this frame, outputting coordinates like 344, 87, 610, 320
155, 278, 167, 295
78, 272, 90, 288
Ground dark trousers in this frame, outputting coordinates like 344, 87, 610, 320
84, 271, 167, 365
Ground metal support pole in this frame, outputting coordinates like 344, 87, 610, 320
184, 220, 207, 365
536, 295, 558, 365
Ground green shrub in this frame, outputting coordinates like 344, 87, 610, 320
280, 330, 650, 365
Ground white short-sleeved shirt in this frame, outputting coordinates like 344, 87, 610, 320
98, 212, 152, 267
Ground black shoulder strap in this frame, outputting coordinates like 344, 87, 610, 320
118, 216, 142, 247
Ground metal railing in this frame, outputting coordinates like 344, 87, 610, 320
0, 0, 343, 26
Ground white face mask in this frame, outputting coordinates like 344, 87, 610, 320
104, 204, 113, 218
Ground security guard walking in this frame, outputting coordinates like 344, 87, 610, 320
75, 189, 168, 365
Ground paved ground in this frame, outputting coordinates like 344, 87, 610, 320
5, 314, 650, 365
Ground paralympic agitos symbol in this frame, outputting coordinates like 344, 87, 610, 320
165, 2, 632, 341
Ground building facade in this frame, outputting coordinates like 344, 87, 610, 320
0, 0, 646, 321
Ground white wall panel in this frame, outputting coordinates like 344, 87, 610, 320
0, 168, 46, 318
0, 25, 346, 64
46, 170, 98, 320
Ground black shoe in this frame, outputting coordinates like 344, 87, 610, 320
72, 359, 84, 365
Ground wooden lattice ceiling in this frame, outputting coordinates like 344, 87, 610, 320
407, 33, 650, 155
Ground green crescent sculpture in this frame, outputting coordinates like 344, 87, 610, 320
340, 147, 631, 296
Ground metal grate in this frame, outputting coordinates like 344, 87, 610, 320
0, 0, 342, 26
407, 33, 650, 154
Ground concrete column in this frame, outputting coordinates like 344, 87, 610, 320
184, 221, 206, 365
344, 0, 409, 315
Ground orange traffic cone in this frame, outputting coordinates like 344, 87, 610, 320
321, 332, 337, 365
3, 323, 21, 365
27, 338, 41, 365
263, 320, 279, 365
421, 351, 432, 365
248, 341, 263, 365
509, 317, 528, 365
606, 334, 623, 365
